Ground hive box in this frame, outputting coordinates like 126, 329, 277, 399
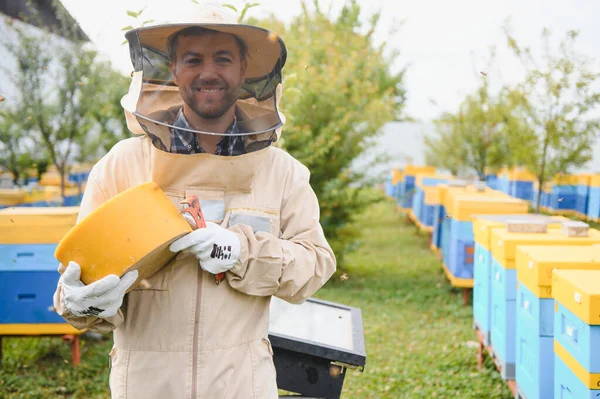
443, 195, 528, 284
489, 226, 600, 379
552, 269, 600, 399
515, 246, 600, 399
0, 207, 82, 335
471, 215, 566, 346
0, 207, 79, 244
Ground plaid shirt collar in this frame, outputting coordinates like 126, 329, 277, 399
169, 108, 245, 156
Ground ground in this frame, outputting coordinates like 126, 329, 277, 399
0, 198, 512, 398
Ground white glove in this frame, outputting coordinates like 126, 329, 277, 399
59, 261, 138, 318
169, 222, 241, 274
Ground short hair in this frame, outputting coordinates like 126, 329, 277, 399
167, 26, 248, 62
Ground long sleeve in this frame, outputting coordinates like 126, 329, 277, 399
52, 171, 124, 333
226, 170, 337, 304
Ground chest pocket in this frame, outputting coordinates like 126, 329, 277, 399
185, 188, 226, 224
225, 208, 281, 237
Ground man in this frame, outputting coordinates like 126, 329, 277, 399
53, 8, 336, 399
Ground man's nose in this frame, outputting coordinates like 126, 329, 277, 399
197, 60, 220, 80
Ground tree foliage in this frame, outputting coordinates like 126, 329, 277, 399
503, 26, 600, 208
426, 25, 600, 204
425, 52, 513, 180
0, 0, 130, 199
247, 0, 407, 267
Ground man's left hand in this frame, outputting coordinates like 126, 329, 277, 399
169, 222, 241, 274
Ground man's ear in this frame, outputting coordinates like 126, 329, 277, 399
170, 61, 179, 85
240, 58, 248, 80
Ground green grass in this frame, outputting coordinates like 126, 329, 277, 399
0, 198, 512, 398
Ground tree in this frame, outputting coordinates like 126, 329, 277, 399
503, 25, 600, 210
1, 1, 130, 202
424, 113, 465, 177
426, 64, 513, 181
247, 0, 407, 267
0, 108, 36, 186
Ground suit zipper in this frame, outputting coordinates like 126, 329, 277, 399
191, 266, 203, 398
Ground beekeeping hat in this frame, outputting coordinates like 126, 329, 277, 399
120, 4, 287, 145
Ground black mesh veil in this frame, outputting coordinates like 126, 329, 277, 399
121, 23, 287, 142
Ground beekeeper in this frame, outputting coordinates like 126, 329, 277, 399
52, 7, 336, 399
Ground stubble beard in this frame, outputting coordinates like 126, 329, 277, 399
183, 84, 241, 120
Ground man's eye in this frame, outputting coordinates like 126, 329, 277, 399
185, 58, 201, 65
217, 58, 232, 64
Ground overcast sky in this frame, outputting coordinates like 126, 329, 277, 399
60, 0, 600, 123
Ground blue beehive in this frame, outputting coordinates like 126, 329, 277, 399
516, 283, 555, 399
411, 186, 424, 224
485, 174, 498, 190
412, 175, 451, 228
432, 205, 443, 245
447, 236, 475, 279
489, 225, 600, 380
399, 166, 436, 211
576, 175, 591, 219
0, 246, 65, 324
0, 207, 80, 334
552, 269, 600, 399
515, 245, 600, 399
473, 242, 491, 343
401, 175, 416, 209
384, 175, 393, 197
472, 215, 564, 347
587, 176, 600, 222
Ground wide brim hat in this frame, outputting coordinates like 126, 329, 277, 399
121, 5, 287, 141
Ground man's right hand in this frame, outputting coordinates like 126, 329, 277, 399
60, 261, 138, 318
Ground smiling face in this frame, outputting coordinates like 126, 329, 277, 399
169, 30, 247, 120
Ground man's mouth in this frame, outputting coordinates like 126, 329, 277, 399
195, 88, 224, 93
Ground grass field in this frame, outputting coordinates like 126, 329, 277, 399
0, 198, 512, 398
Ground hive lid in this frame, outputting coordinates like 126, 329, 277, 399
552, 269, 600, 324
473, 215, 567, 248
490, 228, 600, 265
516, 245, 600, 298
0, 207, 80, 244
449, 195, 529, 222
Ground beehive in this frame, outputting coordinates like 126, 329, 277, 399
515, 246, 600, 399
0, 207, 79, 244
488, 227, 600, 379
0, 207, 82, 335
443, 195, 528, 285
471, 214, 566, 346
552, 269, 600, 398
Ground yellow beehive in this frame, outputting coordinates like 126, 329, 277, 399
448, 195, 528, 222
491, 227, 600, 269
0, 207, 80, 244
577, 174, 593, 186
509, 167, 536, 182
590, 175, 600, 188
440, 182, 487, 210
42, 186, 62, 205
424, 186, 441, 206
415, 174, 454, 189
38, 167, 77, 187
0, 189, 26, 207
22, 187, 48, 205
516, 245, 600, 298
54, 182, 192, 287
404, 165, 436, 176
474, 215, 568, 250
391, 169, 403, 185
553, 174, 579, 186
